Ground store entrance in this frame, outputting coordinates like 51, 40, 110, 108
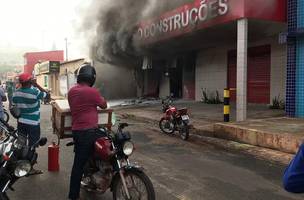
170, 61, 183, 98
169, 53, 196, 99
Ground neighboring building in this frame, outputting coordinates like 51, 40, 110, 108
59, 58, 85, 97
136, 0, 289, 120
24, 50, 64, 74
34, 61, 60, 96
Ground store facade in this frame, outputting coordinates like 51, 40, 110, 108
34, 61, 60, 96
137, 0, 288, 120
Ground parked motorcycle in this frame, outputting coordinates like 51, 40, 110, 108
0, 114, 47, 200
159, 97, 190, 140
67, 122, 155, 200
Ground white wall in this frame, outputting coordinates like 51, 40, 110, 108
195, 37, 286, 103
195, 47, 228, 101
270, 42, 287, 102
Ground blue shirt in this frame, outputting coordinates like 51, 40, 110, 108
283, 144, 304, 193
12, 86, 46, 125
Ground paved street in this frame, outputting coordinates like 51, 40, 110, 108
5, 105, 304, 200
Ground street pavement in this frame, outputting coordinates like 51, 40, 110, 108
5, 105, 304, 200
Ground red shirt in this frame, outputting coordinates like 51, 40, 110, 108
68, 84, 107, 131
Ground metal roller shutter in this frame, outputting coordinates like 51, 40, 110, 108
227, 45, 271, 104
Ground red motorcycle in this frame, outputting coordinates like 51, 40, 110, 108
67, 123, 155, 200
159, 97, 190, 140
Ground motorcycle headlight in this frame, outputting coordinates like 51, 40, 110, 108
14, 160, 32, 177
123, 141, 134, 156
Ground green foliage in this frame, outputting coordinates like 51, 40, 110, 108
202, 89, 209, 103
269, 95, 285, 110
201, 88, 223, 104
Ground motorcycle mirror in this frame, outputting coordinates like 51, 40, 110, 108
9, 105, 21, 119
38, 137, 47, 146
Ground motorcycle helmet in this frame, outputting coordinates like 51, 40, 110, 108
18, 73, 32, 84
77, 63, 96, 87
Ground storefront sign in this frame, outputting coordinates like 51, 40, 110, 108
37, 61, 60, 74
138, 0, 229, 39
137, 0, 286, 44
49, 61, 60, 73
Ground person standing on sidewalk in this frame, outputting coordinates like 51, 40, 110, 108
6, 80, 14, 107
68, 63, 107, 200
12, 73, 49, 174
0, 80, 7, 120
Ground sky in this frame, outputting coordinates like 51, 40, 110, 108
0, 0, 92, 65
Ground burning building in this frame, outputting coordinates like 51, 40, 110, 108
86, 0, 304, 120
135, 0, 288, 121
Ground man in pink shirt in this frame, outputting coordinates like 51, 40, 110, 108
68, 63, 107, 200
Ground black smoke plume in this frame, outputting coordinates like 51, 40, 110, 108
83, 0, 194, 65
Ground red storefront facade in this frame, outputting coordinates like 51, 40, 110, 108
137, 0, 287, 106
23, 50, 64, 74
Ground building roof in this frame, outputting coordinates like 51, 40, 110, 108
60, 58, 85, 66
59, 58, 86, 75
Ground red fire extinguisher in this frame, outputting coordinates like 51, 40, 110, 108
48, 139, 60, 172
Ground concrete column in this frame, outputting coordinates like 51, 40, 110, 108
236, 19, 248, 121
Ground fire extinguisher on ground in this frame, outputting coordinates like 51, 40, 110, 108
48, 136, 60, 172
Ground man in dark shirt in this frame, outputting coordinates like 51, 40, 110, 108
68, 63, 107, 200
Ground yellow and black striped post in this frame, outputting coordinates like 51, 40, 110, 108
224, 88, 230, 122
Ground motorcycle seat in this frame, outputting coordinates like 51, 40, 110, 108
178, 108, 188, 115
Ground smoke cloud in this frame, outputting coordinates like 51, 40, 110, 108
82, 0, 194, 65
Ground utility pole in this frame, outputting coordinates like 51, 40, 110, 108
65, 38, 68, 61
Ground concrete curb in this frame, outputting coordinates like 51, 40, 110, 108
117, 112, 301, 155
117, 113, 294, 164
214, 123, 303, 154
190, 134, 293, 165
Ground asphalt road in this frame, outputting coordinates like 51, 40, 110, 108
5, 105, 304, 200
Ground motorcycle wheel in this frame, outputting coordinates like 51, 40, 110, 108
0, 192, 9, 200
113, 170, 155, 200
3, 111, 9, 123
179, 123, 189, 140
159, 119, 174, 134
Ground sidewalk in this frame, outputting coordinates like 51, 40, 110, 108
115, 101, 303, 154
214, 118, 304, 154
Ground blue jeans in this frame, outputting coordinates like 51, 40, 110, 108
68, 129, 106, 199
17, 122, 41, 146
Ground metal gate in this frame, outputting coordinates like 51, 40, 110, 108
227, 45, 271, 104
